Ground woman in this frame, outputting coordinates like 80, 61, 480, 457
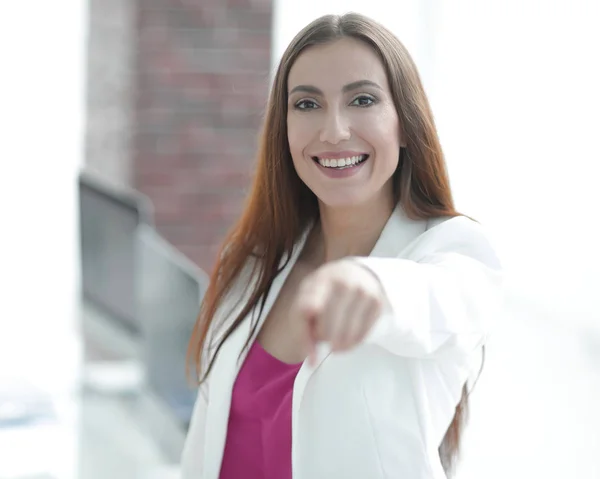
182, 12, 503, 479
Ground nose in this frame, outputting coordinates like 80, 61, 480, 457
319, 108, 351, 144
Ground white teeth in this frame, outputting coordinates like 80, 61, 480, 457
317, 155, 366, 169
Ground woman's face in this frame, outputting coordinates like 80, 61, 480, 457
287, 37, 404, 209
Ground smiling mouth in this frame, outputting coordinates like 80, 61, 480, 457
312, 154, 369, 169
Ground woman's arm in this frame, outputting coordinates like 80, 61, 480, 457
355, 217, 503, 359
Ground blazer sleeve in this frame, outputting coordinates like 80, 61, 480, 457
354, 216, 504, 359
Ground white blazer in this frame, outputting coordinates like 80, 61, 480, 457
181, 206, 503, 479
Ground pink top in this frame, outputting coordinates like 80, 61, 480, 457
219, 340, 303, 479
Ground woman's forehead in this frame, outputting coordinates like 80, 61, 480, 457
287, 38, 388, 93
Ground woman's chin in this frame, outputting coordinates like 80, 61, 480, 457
316, 194, 369, 210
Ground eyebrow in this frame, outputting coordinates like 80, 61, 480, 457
288, 80, 383, 96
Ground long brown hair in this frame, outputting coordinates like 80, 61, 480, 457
188, 12, 470, 475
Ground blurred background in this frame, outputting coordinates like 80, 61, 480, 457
1, 0, 599, 478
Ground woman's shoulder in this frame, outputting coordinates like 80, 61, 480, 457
421, 213, 488, 242
425, 213, 478, 232
409, 214, 500, 265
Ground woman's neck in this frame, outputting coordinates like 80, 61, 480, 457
303, 193, 396, 265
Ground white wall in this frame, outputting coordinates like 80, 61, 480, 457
0, 3, 86, 477
85, 0, 136, 186
428, 0, 600, 325
423, 3, 600, 475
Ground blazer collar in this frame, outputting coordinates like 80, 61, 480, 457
369, 204, 428, 258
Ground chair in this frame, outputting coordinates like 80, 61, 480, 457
136, 224, 209, 427
79, 171, 153, 333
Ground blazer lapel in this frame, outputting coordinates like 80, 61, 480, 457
291, 205, 428, 475
203, 227, 311, 479
369, 204, 428, 258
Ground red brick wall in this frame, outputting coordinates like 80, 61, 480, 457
133, 0, 273, 272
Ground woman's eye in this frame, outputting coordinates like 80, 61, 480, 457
350, 95, 376, 107
294, 99, 319, 110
